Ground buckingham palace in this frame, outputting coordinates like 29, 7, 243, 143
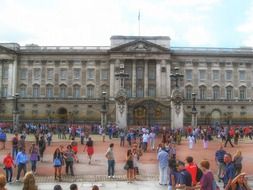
1, 35, 253, 127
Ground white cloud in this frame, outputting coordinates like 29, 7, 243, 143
0, 0, 221, 46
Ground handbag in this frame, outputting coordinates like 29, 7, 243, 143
53, 158, 61, 166
124, 163, 129, 170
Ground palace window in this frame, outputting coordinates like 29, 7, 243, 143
199, 86, 206, 100
47, 68, 54, 80
34, 68, 41, 80
1, 85, 8, 97
87, 68, 95, 80
73, 85, 80, 98
33, 84, 40, 97
199, 70, 206, 81
59, 85, 67, 98
20, 68, 27, 80
137, 67, 143, 80
60, 68, 67, 80
185, 70, 192, 81
3, 66, 8, 79
20, 85, 27, 97
148, 68, 156, 80
239, 70, 246, 81
101, 69, 109, 80
87, 85, 94, 98
225, 70, 232, 81
185, 86, 192, 100
73, 68, 81, 80
213, 86, 220, 100
239, 86, 246, 100
136, 86, 144, 97
148, 85, 156, 97
212, 70, 220, 81
226, 86, 233, 100
46, 84, 53, 98
125, 86, 132, 97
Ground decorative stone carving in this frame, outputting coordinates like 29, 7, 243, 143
171, 89, 184, 115
115, 88, 127, 115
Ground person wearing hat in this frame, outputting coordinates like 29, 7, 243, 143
231, 173, 251, 190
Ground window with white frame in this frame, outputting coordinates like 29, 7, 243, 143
185, 86, 192, 100
60, 68, 67, 80
101, 69, 108, 80
59, 85, 67, 98
46, 85, 53, 97
47, 68, 54, 80
199, 86, 206, 100
239, 70, 246, 81
87, 85, 94, 98
34, 68, 41, 80
148, 68, 156, 80
20, 68, 27, 80
185, 70, 192, 81
20, 85, 27, 97
199, 70, 206, 81
33, 84, 40, 97
239, 86, 246, 100
225, 70, 232, 81
212, 70, 220, 81
3, 66, 8, 79
73, 85, 80, 98
226, 86, 233, 100
213, 86, 220, 100
73, 68, 81, 80
87, 68, 95, 80
1, 85, 8, 97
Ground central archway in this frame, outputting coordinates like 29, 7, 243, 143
57, 107, 68, 123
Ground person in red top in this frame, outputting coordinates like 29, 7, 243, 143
2, 152, 14, 183
185, 156, 198, 186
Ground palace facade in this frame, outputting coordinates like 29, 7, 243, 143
1, 36, 253, 126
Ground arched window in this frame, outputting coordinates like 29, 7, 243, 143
33, 84, 40, 97
46, 84, 53, 98
239, 86, 246, 100
59, 84, 67, 98
73, 85, 80, 98
87, 85, 94, 98
213, 86, 220, 100
19, 85, 27, 97
185, 86, 193, 100
226, 86, 233, 100
199, 85, 206, 100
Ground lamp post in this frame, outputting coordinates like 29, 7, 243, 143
101, 91, 107, 129
191, 92, 197, 128
13, 93, 20, 132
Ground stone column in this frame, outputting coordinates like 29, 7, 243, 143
144, 60, 148, 97
8, 61, 13, 96
156, 61, 161, 97
109, 61, 115, 98
132, 61, 136, 97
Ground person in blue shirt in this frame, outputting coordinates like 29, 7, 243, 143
15, 148, 28, 181
222, 153, 236, 190
215, 144, 226, 182
157, 144, 169, 185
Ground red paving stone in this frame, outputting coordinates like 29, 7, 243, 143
0, 135, 252, 178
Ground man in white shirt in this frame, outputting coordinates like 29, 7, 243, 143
142, 131, 149, 152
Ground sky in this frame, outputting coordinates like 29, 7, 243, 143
1, 0, 253, 48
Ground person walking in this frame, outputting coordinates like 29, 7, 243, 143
215, 144, 226, 182
105, 143, 115, 178
224, 129, 234, 148
53, 147, 64, 181
83, 137, 94, 164
38, 136, 46, 162
29, 143, 39, 174
187, 134, 195, 149
15, 148, 28, 181
64, 145, 75, 176
2, 152, 14, 183
149, 130, 156, 151
125, 149, 134, 183
11, 133, 19, 159
157, 144, 169, 186
233, 150, 243, 176
119, 130, 125, 147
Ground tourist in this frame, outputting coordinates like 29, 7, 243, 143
22, 171, 38, 190
199, 160, 217, 190
149, 130, 156, 151
203, 131, 208, 149
119, 129, 125, 147
3, 152, 14, 183
185, 156, 198, 186
64, 145, 75, 176
46, 130, 52, 146
0, 128, 6, 150
83, 137, 94, 164
157, 144, 168, 186
70, 183, 78, 190
91, 185, 99, 190
222, 153, 236, 190
142, 130, 149, 152
18, 135, 26, 151
177, 160, 192, 189
105, 143, 115, 178
71, 138, 79, 162
168, 158, 179, 190
0, 174, 7, 190
215, 144, 226, 182
11, 133, 19, 159
29, 143, 39, 174
54, 184, 63, 190
233, 150, 243, 176
132, 146, 141, 177
15, 148, 28, 181
125, 149, 134, 183
224, 129, 234, 148
38, 136, 46, 162
231, 172, 252, 190
53, 148, 64, 181
187, 134, 195, 149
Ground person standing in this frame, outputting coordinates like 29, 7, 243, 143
105, 143, 115, 178
38, 136, 46, 162
142, 131, 149, 152
187, 134, 195, 149
125, 149, 134, 183
149, 130, 156, 151
203, 131, 209, 149
29, 143, 39, 174
157, 144, 169, 185
119, 130, 125, 147
222, 153, 236, 190
0, 129, 7, 150
215, 144, 226, 182
83, 137, 94, 164
11, 133, 19, 159
233, 150, 243, 176
64, 145, 75, 176
185, 156, 198, 186
199, 160, 216, 190
53, 148, 64, 181
3, 152, 14, 183
15, 148, 28, 181
177, 160, 192, 188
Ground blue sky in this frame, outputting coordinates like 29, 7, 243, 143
1, 0, 253, 48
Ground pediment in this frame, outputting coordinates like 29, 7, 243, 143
0, 45, 16, 60
110, 40, 170, 53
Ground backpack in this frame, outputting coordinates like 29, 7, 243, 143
196, 166, 203, 182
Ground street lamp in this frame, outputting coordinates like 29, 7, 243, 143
101, 91, 107, 128
191, 92, 197, 128
13, 93, 20, 132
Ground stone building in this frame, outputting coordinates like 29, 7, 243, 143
1, 35, 253, 127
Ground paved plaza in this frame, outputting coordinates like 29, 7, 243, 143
1, 134, 253, 189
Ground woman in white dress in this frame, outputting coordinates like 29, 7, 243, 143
187, 134, 195, 149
